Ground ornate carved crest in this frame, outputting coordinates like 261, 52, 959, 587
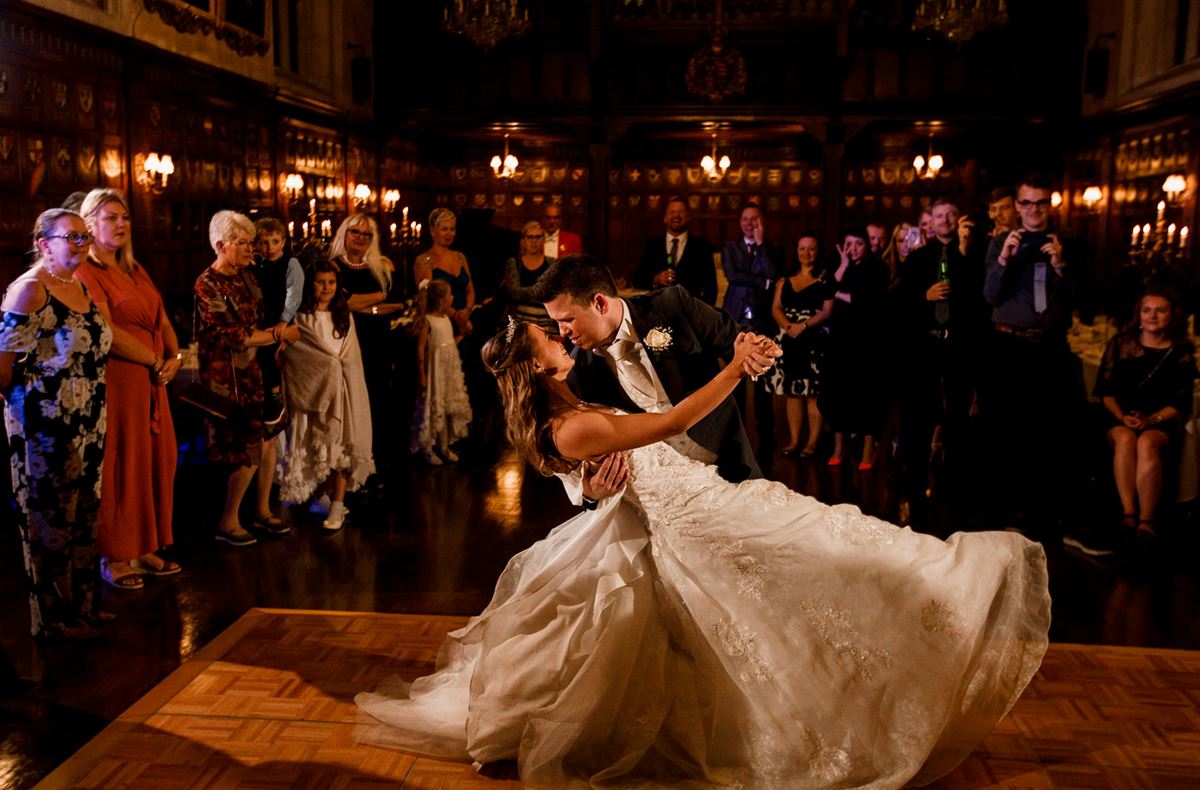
101, 94, 117, 120
52, 81, 68, 112
259, 168, 271, 193
0, 133, 13, 163
54, 141, 71, 172
78, 85, 94, 114
686, 27, 747, 103
26, 138, 44, 166
149, 103, 162, 127
23, 77, 40, 107
77, 144, 97, 176
0, 70, 8, 98
102, 147, 122, 178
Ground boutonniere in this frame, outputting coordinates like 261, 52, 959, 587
642, 326, 674, 353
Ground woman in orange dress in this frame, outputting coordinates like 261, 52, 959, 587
77, 189, 182, 588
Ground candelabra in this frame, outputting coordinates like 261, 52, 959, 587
1128, 200, 1189, 267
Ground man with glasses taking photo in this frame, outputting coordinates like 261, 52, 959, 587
981, 173, 1086, 540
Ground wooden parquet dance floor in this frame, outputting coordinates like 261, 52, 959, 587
36, 609, 1200, 789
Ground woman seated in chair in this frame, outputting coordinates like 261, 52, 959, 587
1095, 285, 1197, 540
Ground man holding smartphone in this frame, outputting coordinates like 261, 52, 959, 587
981, 174, 1084, 537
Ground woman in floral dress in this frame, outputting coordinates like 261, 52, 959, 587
195, 211, 298, 547
0, 209, 112, 639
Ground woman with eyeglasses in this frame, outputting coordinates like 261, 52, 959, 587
503, 221, 555, 332
74, 189, 183, 590
414, 208, 475, 336
329, 213, 400, 480
0, 209, 112, 639
196, 211, 300, 548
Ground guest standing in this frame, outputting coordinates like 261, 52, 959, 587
633, 197, 717, 305
330, 213, 399, 474
0, 209, 111, 638
1094, 287, 1197, 540
503, 221, 555, 332
541, 203, 583, 258
76, 189, 182, 588
821, 228, 890, 469
766, 233, 833, 458
279, 261, 374, 531
195, 211, 298, 546
414, 208, 475, 335
412, 280, 472, 464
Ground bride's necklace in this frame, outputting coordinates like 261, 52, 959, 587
42, 261, 75, 286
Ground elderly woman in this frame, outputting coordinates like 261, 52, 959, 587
0, 209, 111, 638
1096, 286, 1198, 540
767, 233, 833, 458
414, 208, 475, 334
195, 211, 298, 546
504, 220, 555, 331
75, 189, 182, 589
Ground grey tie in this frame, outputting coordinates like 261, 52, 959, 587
614, 340, 658, 403
1033, 262, 1047, 314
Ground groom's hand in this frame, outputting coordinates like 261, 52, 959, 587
582, 453, 630, 503
741, 334, 782, 378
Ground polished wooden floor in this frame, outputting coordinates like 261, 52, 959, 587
34, 609, 1200, 789
2, 396, 1200, 788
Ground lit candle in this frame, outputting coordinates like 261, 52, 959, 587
415, 222, 422, 237
402, 206, 408, 225
302, 221, 309, 237
1131, 225, 1139, 245
1181, 226, 1190, 247
322, 219, 332, 238
309, 198, 316, 213
1168, 223, 1176, 243
390, 222, 397, 240
288, 221, 295, 238
1142, 223, 1151, 239
1157, 200, 1166, 222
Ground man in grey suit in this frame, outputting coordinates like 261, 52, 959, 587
536, 255, 775, 503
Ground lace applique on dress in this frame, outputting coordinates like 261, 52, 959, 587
921, 599, 965, 640
675, 529, 765, 601
824, 503, 897, 549
798, 598, 894, 681
738, 478, 796, 510
800, 727, 852, 784
711, 618, 772, 683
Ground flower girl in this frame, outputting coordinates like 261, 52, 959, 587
279, 261, 374, 530
411, 279, 472, 464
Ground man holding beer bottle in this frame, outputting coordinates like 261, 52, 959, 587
894, 198, 990, 507
633, 196, 717, 305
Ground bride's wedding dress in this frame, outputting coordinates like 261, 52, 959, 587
356, 441, 1050, 788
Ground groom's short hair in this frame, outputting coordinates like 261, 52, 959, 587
533, 254, 618, 305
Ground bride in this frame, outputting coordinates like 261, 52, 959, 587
356, 320, 1050, 788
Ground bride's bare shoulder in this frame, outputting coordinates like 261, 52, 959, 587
550, 408, 619, 458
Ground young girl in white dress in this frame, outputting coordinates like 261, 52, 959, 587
411, 279, 472, 464
279, 261, 374, 530
358, 318, 1051, 789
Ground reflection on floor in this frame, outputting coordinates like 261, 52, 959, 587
39, 609, 1200, 789
1, 396, 1199, 788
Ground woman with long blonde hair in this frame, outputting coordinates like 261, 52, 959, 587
358, 317, 1050, 788
76, 189, 184, 587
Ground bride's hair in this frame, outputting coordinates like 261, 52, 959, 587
481, 321, 579, 476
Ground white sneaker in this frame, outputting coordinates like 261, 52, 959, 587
322, 502, 347, 531
308, 495, 331, 516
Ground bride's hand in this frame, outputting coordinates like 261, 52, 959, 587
730, 333, 781, 379
582, 452, 629, 502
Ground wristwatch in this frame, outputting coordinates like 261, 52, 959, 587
582, 496, 598, 511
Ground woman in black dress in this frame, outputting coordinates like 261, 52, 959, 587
1095, 286, 1197, 539
765, 233, 833, 458
820, 228, 891, 470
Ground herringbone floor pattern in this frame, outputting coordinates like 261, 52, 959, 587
36, 609, 1200, 789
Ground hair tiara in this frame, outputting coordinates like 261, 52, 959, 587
505, 315, 518, 343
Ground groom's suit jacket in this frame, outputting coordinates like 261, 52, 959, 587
567, 286, 761, 483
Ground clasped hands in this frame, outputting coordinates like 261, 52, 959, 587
733, 331, 782, 379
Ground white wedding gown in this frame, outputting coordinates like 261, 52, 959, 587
356, 442, 1050, 788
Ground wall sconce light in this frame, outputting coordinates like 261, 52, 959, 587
138, 151, 175, 190
1081, 185, 1103, 212
490, 133, 519, 180
912, 133, 943, 179
700, 133, 731, 183
1050, 191, 1063, 209
353, 183, 371, 208
328, 182, 345, 201
383, 188, 400, 212
1163, 173, 1187, 204
284, 173, 304, 200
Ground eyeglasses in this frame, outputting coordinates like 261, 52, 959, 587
523, 234, 545, 240
1016, 199, 1051, 209
348, 229, 374, 240
43, 232, 94, 246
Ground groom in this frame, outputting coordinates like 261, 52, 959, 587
535, 255, 768, 501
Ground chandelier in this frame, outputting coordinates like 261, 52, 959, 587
700, 134, 731, 183
686, 0, 747, 103
491, 134, 519, 180
912, 134, 943, 179
444, 0, 530, 52
912, 0, 1010, 43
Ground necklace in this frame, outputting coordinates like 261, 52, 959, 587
42, 262, 75, 286
342, 255, 368, 269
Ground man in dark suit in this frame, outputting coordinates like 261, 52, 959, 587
721, 203, 781, 463
536, 255, 773, 497
633, 197, 717, 304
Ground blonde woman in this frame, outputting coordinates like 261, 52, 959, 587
413, 207, 474, 334
76, 189, 182, 587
